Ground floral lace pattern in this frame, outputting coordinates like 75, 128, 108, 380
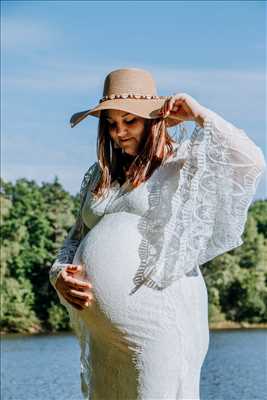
128, 109, 266, 295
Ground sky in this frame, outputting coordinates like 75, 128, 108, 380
1, 0, 266, 199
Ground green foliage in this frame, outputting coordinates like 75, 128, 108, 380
0, 177, 76, 333
249, 199, 267, 237
0, 277, 40, 333
203, 206, 267, 324
206, 287, 226, 323
232, 214, 265, 269
220, 269, 267, 322
0, 175, 266, 333
47, 303, 71, 331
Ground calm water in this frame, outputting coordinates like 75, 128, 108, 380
1, 329, 266, 400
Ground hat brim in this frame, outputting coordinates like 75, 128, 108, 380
70, 98, 183, 128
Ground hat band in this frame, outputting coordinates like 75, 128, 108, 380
99, 93, 170, 103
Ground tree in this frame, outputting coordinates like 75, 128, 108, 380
249, 199, 267, 237
0, 277, 40, 333
203, 209, 267, 324
0, 178, 73, 332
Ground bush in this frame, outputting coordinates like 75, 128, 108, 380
47, 303, 71, 332
0, 277, 41, 333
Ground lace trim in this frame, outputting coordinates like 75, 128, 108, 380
129, 115, 266, 295
128, 126, 202, 295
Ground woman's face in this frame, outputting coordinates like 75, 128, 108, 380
104, 109, 146, 156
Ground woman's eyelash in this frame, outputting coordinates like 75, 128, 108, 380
108, 118, 136, 127
126, 118, 136, 124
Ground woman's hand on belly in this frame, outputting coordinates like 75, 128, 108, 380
55, 265, 95, 311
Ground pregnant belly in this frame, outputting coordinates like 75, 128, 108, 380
67, 211, 209, 357
72, 212, 142, 330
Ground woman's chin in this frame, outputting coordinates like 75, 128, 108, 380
123, 147, 137, 156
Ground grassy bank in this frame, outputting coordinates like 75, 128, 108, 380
1, 321, 267, 336
209, 321, 267, 330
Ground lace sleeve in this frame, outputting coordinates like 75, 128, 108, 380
129, 108, 266, 295
49, 162, 99, 288
195, 108, 266, 265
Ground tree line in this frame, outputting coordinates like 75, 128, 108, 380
0, 177, 266, 334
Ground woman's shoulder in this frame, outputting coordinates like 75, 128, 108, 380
80, 161, 101, 200
164, 140, 190, 165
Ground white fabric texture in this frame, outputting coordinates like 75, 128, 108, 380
129, 107, 266, 294
49, 108, 265, 400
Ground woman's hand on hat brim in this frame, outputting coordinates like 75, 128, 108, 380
158, 93, 206, 127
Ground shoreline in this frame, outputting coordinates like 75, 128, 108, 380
1, 322, 267, 336
209, 321, 267, 330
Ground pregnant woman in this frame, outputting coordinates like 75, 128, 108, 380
49, 68, 265, 400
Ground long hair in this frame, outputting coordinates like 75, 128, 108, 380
92, 111, 177, 199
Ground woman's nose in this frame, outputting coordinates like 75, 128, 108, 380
116, 125, 127, 137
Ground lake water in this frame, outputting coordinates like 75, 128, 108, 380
1, 329, 266, 400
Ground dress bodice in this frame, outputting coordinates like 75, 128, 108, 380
81, 179, 150, 228
81, 141, 184, 231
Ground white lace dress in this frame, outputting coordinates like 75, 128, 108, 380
49, 107, 266, 400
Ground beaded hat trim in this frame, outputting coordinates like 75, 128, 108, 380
99, 93, 171, 103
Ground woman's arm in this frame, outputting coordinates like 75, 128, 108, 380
192, 106, 266, 266
49, 214, 88, 288
171, 94, 266, 265
49, 162, 99, 289
129, 95, 266, 295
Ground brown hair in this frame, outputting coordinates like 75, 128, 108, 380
92, 111, 176, 199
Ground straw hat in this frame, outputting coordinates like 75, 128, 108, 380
69, 68, 182, 128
